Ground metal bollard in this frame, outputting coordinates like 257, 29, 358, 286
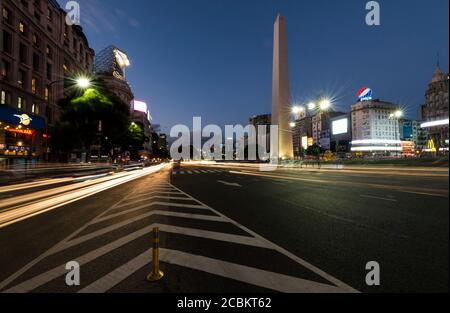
147, 227, 164, 282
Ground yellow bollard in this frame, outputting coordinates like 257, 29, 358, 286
147, 227, 164, 282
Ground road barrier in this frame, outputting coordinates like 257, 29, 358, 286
147, 227, 164, 282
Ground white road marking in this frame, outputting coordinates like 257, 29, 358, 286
127, 190, 182, 201
170, 184, 359, 293
217, 180, 242, 187
360, 195, 397, 202
3, 223, 267, 293
79, 248, 345, 293
159, 249, 347, 293
115, 195, 193, 209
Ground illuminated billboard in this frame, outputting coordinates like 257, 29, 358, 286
332, 118, 348, 135
133, 100, 147, 113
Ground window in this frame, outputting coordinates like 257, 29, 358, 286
63, 62, 69, 73
44, 87, 50, 101
0, 60, 11, 81
33, 53, 40, 71
2, 30, 12, 54
32, 103, 39, 115
19, 43, 27, 64
17, 97, 26, 111
18, 70, 26, 88
2, 7, 11, 24
1, 90, 11, 105
46, 45, 53, 59
31, 78, 38, 95
47, 7, 53, 22
46, 63, 52, 80
19, 21, 26, 34
32, 33, 39, 46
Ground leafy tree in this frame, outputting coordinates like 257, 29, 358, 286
306, 144, 322, 158
51, 81, 134, 162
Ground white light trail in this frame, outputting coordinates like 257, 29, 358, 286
351, 139, 402, 145
420, 119, 449, 128
351, 146, 403, 152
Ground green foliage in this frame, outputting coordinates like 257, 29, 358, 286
51, 83, 133, 159
306, 144, 322, 157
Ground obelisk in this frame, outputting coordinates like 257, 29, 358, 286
271, 15, 293, 160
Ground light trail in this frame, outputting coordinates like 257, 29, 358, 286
0, 164, 170, 229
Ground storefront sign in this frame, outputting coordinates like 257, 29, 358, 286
0, 107, 45, 130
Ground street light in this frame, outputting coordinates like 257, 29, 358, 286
319, 99, 331, 111
289, 122, 296, 128
292, 106, 305, 115
75, 77, 91, 89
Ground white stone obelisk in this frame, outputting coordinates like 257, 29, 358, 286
271, 14, 293, 160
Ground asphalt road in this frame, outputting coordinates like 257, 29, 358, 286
0, 163, 448, 293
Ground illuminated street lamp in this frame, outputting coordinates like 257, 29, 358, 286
319, 99, 331, 111
75, 77, 91, 89
292, 106, 305, 115
289, 122, 296, 128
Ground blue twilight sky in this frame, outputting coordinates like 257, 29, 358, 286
58, 0, 449, 134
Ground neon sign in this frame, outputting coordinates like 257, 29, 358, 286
6, 128, 35, 135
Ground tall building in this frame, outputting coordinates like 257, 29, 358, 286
312, 111, 346, 149
93, 46, 133, 105
292, 116, 312, 158
94, 46, 153, 158
271, 15, 293, 160
1, 0, 94, 163
420, 66, 449, 152
351, 99, 402, 153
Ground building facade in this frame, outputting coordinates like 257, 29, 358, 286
351, 99, 401, 154
1, 0, 94, 163
93, 46, 153, 159
249, 114, 271, 157
312, 111, 345, 149
292, 116, 312, 158
420, 66, 449, 153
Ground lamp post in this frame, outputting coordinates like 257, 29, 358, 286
389, 110, 404, 157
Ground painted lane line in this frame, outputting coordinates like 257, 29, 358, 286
159, 249, 346, 293
126, 190, 182, 201
57, 211, 226, 254
360, 195, 397, 202
79, 248, 344, 293
114, 195, 194, 209
78, 249, 153, 293
217, 180, 242, 187
3, 223, 267, 293
0, 171, 171, 291
169, 184, 359, 293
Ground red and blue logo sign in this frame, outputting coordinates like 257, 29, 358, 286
357, 87, 373, 101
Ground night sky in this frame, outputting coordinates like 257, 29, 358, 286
58, 0, 449, 134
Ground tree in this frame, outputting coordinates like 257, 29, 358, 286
306, 144, 322, 158
127, 122, 145, 160
51, 81, 132, 162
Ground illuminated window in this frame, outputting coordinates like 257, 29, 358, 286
19, 21, 26, 34
63, 63, 69, 72
32, 103, 39, 115
1, 60, 11, 80
1, 90, 12, 105
47, 7, 53, 22
32, 33, 39, 46
44, 87, 49, 101
31, 78, 38, 94
18, 97, 26, 110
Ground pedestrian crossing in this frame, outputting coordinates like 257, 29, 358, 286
0, 175, 358, 293
172, 169, 227, 175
